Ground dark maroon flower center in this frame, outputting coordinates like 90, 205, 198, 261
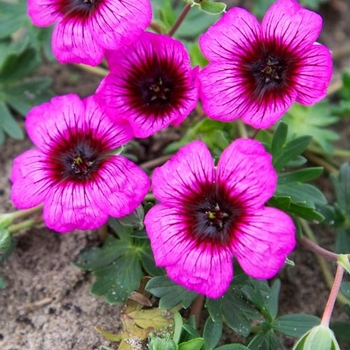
124, 57, 189, 117
241, 40, 299, 101
57, 0, 101, 20
183, 182, 245, 246
47, 130, 109, 183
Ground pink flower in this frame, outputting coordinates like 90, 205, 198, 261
27, 0, 152, 66
95, 32, 198, 138
198, 0, 332, 129
10, 94, 150, 233
144, 139, 296, 298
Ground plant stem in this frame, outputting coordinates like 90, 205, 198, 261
10, 205, 43, 221
98, 223, 108, 242
299, 236, 338, 262
304, 151, 338, 175
140, 155, 172, 170
190, 294, 205, 328
250, 128, 260, 140
76, 64, 108, 77
168, 3, 192, 37
300, 219, 350, 305
237, 120, 248, 138
321, 263, 344, 327
8, 217, 43, 235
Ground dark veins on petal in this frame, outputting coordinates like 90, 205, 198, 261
47, 129, 110, 183
57, 0, 101, 20
241, 39, 300, 102
124, 55, 190, 118
183, 181, 246, 247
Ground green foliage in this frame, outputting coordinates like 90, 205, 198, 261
187, 0, 226, 15
272, 314, 320, 338
330, 163, 350, 253
247, 331, 284, 350
146, 276, 198, 308
283, 102, 339, 155
165, 118, 237, 157
203, 317, 222, 350
151, 0, 221, 39
333, 72, 350, 117
205, 273, 261, 337
267, 122, 326, 223
74, 217, 162, 303
0, 0, 53, 143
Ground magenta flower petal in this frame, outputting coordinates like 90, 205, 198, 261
151, 140, 214, 204
199, 0, 332, 128
43, 183, 108, 232
230, 207, 296, 279
145, 204, 233, 299
262, 0, 322, 52
52, 20, 104, 66
95, 32, 198, 138
295, 44, 333, 105
10, 150, 51, 209
199, 8, 261, 62
145, 139, 295, 297
217, 139, 277, 206
90, 157, 150, 218
11, 94, 150, 233
28, 0, 152, 65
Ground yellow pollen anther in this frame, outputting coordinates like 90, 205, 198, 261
207, 212, 216, 220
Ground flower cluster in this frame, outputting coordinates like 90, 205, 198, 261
12, 0, 332, 296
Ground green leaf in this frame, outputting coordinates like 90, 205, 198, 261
271, 122, 288, 157
331, 321, 350, 342
74, 236, 145, 303
276, 183, 327, 207
74, 237, 130, 270
0, 12, 28, 39
216, 345, 250, 350
273, 135, 312, 173
4, 76, 53, 116
265, 280, 281, 320
278, 168, 324, 185
0, 47, 41, 82
330, 163, 350, 215
272, 313, 320, 338
178, 338, 204, 350
0, 228, 11, 254
203, 317, 222, 350
247, 330, 284, 350
241, 279, 280, 322
139, 245, 164, 276
165, 118, 236, 157
173, 311, 183, 344
0, 277, 6, 289
189, 0, 227, 15
283, 102, 339, 155
335, 228, 350, 254
0, 236, 16, 262
205, 286, 259, 336
340, 281, 350, 298
0, 100, 24, 140
149, 333, 178, 350
91, 250, 143, 303
146, 276, 198, 308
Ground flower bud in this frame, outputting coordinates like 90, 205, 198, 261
293, 324, 340, 350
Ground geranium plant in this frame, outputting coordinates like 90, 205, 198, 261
1, 0, 350, 349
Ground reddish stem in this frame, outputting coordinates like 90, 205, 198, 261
168, 3, 192, 37
321, 264, 344, 327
